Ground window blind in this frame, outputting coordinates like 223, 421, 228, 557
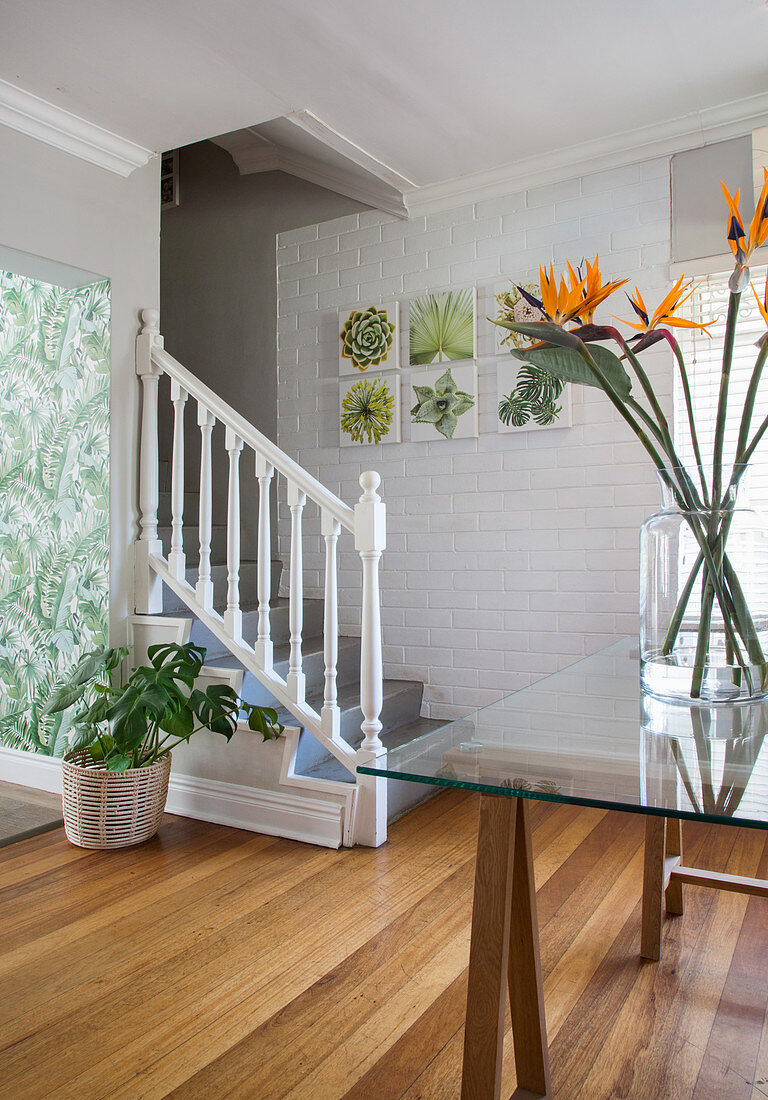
673, 265, 768, 509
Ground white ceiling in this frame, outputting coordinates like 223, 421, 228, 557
1, 0, 767, 187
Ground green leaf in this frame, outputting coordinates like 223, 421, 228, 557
409, 289, 475, 365
105, 752, 132, 773
510, 343, 632, 399
495, 320, 584, 349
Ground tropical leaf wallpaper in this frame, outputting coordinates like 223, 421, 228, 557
0, 270, 110, 757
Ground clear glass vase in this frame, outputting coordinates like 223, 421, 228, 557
640, 470, 768, 704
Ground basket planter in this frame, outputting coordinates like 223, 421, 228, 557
61, 750, 171, 849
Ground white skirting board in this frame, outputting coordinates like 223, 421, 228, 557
165, 772, 345, 849
0, 747, 344, 850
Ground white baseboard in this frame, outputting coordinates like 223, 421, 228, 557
165, 771, 344, 849
0, 746, 345, 849
0, 746, 62, 794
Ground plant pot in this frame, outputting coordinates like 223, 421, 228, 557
640, 471, 768, 704
61, 750, 171, 849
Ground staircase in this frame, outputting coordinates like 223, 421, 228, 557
134, 309, 439, 848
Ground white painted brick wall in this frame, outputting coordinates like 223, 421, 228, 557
277, 156, 674, 718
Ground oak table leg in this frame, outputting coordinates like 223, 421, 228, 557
461, 795, 550, 1099
664, 817, 684, 915
641, 816, 666, 961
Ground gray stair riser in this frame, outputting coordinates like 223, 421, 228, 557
158, 491, 202, 526
158, 524, 229, 564
186, 599, 326, 659
228, 637, 361, 703
294, 681, 424, 773
161, 561, 281, 613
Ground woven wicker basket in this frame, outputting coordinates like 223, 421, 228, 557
61, 751, 171, 849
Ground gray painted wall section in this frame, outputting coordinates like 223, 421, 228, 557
159, 141, 365, 545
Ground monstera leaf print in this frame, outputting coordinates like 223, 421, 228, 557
0, 271, 110, 756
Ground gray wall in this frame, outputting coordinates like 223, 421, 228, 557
159, 141, 365, 546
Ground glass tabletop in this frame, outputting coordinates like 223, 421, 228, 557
357, 638, 768, 829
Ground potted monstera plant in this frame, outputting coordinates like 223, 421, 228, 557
42, 642, 283, 849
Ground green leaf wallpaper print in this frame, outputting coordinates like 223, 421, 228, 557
0, 270, 110, 757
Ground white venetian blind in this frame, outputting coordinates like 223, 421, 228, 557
673, 265, 768, 508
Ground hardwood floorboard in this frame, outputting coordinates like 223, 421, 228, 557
2, 792, 768, 1099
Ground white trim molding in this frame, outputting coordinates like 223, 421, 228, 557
165, 771, 345, 848
0, 78, 154, 177
407, 90, 768, 217
0, 745, 62, 795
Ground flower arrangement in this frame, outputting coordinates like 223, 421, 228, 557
495, 172, 768, 702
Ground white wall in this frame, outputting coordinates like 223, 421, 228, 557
0, 127, 160, 646
276, 156, 677, 719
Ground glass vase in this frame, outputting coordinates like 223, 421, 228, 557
640, 471, 768, 704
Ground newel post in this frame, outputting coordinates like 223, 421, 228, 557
354, 470, 387, 847
135, 308, 163, 614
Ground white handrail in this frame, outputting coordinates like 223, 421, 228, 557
151, 345, 355, 533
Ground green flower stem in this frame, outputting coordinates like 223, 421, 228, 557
731, 337, 768, 485
668, 338, 710, 506
712, 292, 741, 506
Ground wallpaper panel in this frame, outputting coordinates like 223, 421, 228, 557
0, 271, 110, 755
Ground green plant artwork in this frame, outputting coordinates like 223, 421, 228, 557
0, 270, 110, 757
340, 305, 396, 371
340, 376, 396, 444
494, 283, 540, 351
498, 363, 565, 427
409, 288, 475, 365
411, 368, 475, 439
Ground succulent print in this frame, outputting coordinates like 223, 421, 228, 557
411, 368, 474, 439
340, 377, 395, 444
409, 288, 475, 365
340, 305, 396, 370
0, 270, 110, 757
495, 283, 540, 350
498, 363, 565, 428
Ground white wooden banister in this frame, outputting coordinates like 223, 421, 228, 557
224, 427, 243, 642
135, 308, 387, 847
255, 454, 274, 670
196, 404, 215, 612
168, 380, 187, 581
286, 481, 306, 706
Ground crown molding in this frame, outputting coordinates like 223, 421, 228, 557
0, 78, 154, 177
213, 119, 409, 218
406, 90, 768, 218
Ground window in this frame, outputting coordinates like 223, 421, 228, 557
673, 265, 768, 508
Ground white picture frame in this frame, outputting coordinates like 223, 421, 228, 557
338, 301, 400, 375
406, 362, 479, 442
339, 372, 401, 447
496, 358, 573, 433
408, 287, 477, 367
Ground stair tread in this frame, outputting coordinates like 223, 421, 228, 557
299, 716, 449, 784
275, 678, 421, 722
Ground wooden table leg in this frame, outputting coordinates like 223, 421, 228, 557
461, 796, 550, 1099
641, 816, 666, 961
508, 798, 551, 1098
664, 817, 684, 916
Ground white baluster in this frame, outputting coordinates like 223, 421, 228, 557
135, 308, 163, 613
255, 454, 274, 670
195, 404, 215, 611
168, 380, 188, 581
354, 470, 387, 848
321, 509, 341, 741
287, 481, 306, 704
224, 427, 243, 641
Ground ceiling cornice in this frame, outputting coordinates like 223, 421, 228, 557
406, 90, 768, 217
0, 78, 154, 177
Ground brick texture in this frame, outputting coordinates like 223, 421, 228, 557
277, 158, 673, 718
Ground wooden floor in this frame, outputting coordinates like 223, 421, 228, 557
2, 790, 768, 1099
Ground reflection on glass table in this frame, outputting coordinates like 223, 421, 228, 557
360, 637, 768, 828
357, 638, 768, 1100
